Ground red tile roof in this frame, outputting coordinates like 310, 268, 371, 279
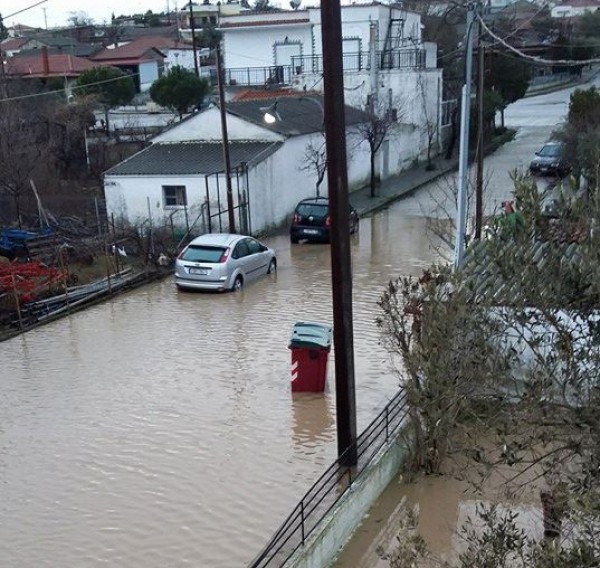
92, 36, 179, 62
5, 54, 98, 78
232, 88, 318, 101
0, 37, 30, 52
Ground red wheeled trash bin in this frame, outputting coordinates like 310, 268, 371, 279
288, 322, 333, 392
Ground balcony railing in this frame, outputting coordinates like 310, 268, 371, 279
224, 48, 426, 88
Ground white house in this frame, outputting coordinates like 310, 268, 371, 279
104, 97, 373, 235
218, 2, 446, 174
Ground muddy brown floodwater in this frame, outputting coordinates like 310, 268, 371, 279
1, 206, 440, 567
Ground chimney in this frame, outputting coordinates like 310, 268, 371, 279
42, 45, 50, 75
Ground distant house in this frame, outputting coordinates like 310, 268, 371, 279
91, 38, 167, 92
4, 48, 98, 97
103, 96, 371, 234
551, 0, 600, 18
0, 37, 30, 57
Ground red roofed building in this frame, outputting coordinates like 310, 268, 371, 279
91, 37, 168, 92
5, 51, 97, 78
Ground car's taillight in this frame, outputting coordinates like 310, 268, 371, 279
218, 247, 231, 263
325, 215, 331, 228
292, 213, 300, 225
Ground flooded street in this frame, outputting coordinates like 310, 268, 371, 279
2, 78, 586, 567
1, 210, 437, 568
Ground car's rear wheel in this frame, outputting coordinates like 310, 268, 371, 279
232, 275, 243, 291
267, 259, 277, 274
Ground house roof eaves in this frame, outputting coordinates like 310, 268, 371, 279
105, 140, 282, 176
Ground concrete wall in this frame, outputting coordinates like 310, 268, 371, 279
286, 429, 412, 568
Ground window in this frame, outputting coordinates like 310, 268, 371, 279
163, 185, 187, 207
232, 240, 250, 259
247, 239, 263, 255
180, 245, 225, 263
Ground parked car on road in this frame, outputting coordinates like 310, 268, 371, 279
175, 233, 276, 292
529, 142, 570, 177
290, 196, 359, 244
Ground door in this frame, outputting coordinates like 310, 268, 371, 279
245, 238, 269, 278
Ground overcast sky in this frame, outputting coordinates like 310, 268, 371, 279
2, 1, 190, 29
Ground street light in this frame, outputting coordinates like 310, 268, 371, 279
260, 96, 323, 125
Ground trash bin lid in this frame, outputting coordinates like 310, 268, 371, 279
289, 321, 332, 350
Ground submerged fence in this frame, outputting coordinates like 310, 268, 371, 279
249, 390, 410, 568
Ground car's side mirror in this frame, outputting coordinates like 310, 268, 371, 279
535, 151, 540, 156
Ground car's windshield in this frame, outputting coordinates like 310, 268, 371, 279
538, 144, 562, 157
297, 203, 328, 218
181, 245, 226, 263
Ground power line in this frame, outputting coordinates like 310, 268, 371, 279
478, 14, 600, 66
0, 70, 141, 103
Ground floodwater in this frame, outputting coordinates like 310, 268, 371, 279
332, 471, 544, 568
0, 207, 438, 567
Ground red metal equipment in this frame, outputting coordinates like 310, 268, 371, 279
0, 261, 63, 303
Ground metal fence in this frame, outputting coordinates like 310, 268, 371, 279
248, 390, 410, 568
225, 49, 426, 87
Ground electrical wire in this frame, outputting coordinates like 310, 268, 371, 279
478, 13, 600, 66
0, 70, 142, 103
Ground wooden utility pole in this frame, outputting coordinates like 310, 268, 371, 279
215, 44, 236, 233
321, 0, 357, 466
475, 42, 485, 240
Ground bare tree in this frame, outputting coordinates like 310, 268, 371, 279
299, 133, 327, 197
417, 71, 439, 171
0, 101, 47, 227
353, 93, 404, 198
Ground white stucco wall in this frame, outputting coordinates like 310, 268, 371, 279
221, 4, 424, 70
223, 24, 313, 69
154, 107, 284, 143
105, 123, 372, 235
296, 67, 443, 172
139, 61, 160, 92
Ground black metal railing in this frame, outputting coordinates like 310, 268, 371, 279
248, 390, 410, 568
225, 48, 426, 87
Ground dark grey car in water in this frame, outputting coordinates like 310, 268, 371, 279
529, 142, 570, 177
289, 197, 359, 244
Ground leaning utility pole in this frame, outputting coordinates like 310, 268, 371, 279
216, 43, 236, 233
453, 1, 477, 268
321, 0, 357, 466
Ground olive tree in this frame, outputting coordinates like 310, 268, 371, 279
150, 66, 210, 118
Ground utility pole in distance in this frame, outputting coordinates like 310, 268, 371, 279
454, 1, 477, 268
321, 0, 357, 466
215, 43, 236, 233
475, 40, 485, 240
188, 1, 200, 77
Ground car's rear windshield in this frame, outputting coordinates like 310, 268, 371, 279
296, 203, 328, 217
181, 245, 226, 263
539, 145, 562, 157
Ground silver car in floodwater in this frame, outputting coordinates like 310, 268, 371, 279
175, 233, 277, 292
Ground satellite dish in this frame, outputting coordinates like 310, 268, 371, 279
290, 0, 301, 9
